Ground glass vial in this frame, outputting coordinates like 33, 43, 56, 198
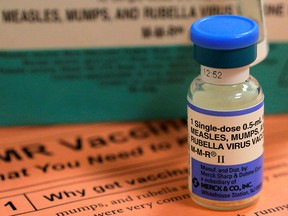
187, 15, 264, 210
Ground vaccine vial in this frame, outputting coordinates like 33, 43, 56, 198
187, 15, 264, 210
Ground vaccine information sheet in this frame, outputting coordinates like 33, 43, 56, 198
0, 116, 288, 216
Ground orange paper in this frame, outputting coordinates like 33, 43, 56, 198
0, 116, 288, 216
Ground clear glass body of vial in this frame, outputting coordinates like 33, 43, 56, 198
187, 65, 264, 210
187, 69, 263, 111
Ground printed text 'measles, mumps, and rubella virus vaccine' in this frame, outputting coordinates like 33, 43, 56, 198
187, 15, 264, 210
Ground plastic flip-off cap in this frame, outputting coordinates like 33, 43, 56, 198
190, 15, 259, 68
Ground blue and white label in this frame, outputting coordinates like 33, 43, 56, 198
192, 156, 263, 201
188, 100, 264, 201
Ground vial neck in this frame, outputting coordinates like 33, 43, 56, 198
200, 65, 250, 85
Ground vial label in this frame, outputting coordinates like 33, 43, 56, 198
187, 100, 264, 201
201, 65, 250, 85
